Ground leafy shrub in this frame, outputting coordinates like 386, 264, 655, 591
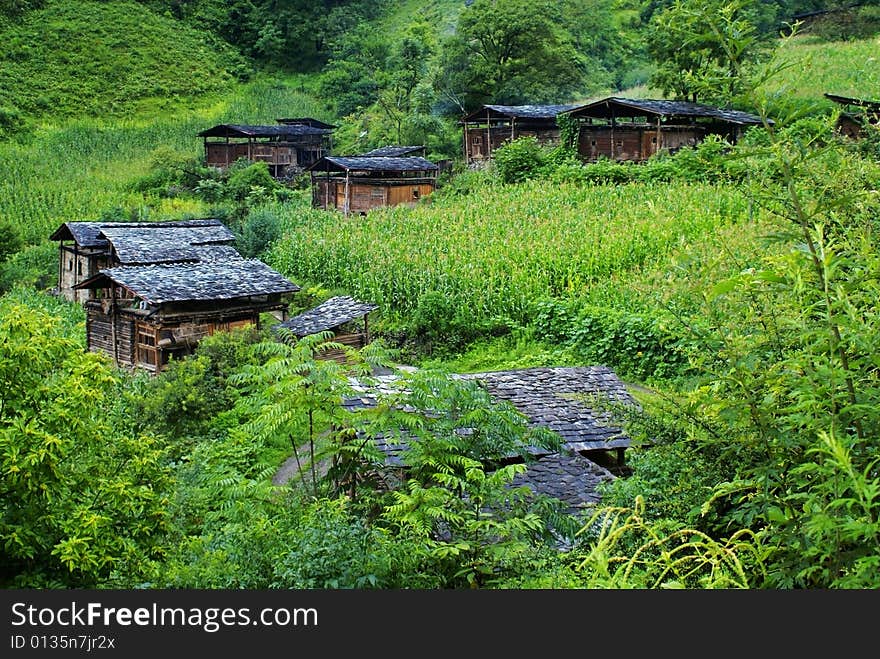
493, 136, 546, 183
236, 206, 281, 258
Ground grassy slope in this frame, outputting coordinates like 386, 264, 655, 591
0, 0, 251, 126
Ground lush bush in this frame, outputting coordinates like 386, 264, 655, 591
493, 136, 546, 184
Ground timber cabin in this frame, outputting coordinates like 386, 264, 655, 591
198, 121, 334, 179
824, 93, 880, 140
460, 104, 579, 166
308, 155, 439, 215
73, 259, 300, 374
342, 365, 639, 513
275, 295, 378, 361
561, 97, 768, 162
49, 219, 237, 303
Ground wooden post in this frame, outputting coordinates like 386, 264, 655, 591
343, 170, 350, 217
57, 242, 64, 300
656, 116, 661, 157
486, 109, 492, 161
110, 283, 118, 366
463, 120, 469, 164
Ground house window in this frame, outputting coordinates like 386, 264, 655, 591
591, 140, 596, 146
412, 188, 421, 200
472, 136, 482, 145
652, 137, 657, 143
77, 261, 82, 275
136, 323, 159, 369
68, 259, 73, 271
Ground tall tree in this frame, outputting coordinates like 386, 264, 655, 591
436, 0, 588, 111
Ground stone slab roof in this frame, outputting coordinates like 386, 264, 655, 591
277, 295, 378, 337
459, 366, 637, 452
197, 123, 332, 138
75, 259, 300, 304
510, 452, 616, 516
462, 104, 579, 122
343, 366, 637, 455
49, 219, 231, 250
358, 145, 426, 157
98, 225, 237, 264
309, 156, 438, 173
565, 97, 768, 125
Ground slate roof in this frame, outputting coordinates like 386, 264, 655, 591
461, 104, 580, 122
275, 117, 338, 129
97, 224, 237, 264
564, 97, 768, 125
358, 145, 426, 158
824, 92, 880, 111
459, 366, 637, 453
510, 452, 616, 515
276, 295, 378, 337
49, 219, 231, 249
343, 365, 637, 456
308, 156, 439, 173
197, 124, 332, 138
74, 259, 300, 304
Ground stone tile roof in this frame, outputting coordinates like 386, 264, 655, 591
462, 104, 580, 122
358, 145, 426, 158
459, 366, 637, 452
309, 156, 439, 173
197, 123, 332, 138
75, 259, 300, 304
510, 452, 616, 515
98, 225, 237, 264
565, 97, 768, 125
343, 366, 637, 455
277, 295, 378, 337
49, 219, 233, 251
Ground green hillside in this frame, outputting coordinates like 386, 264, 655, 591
0, 0, 249, 130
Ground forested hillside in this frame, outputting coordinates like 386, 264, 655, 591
1, 0, 879, 591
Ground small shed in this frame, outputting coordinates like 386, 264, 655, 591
824, 93, 880, 139
49, 219, 236, 303
562, 97, 768, 162
308, 156, 439, 215
275, 295, 378, 360
459, 104, 579, 166
198, 123, 334, 179
74, 259, 300, 373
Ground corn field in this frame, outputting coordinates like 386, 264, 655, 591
269, 179, 764, 325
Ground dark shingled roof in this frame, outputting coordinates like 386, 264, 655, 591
824, 92, 880, 111
358, 145, 426, 158
197, 124, 332, 138
510, 452, 616, 515
277, 295, 378, 337
49, 219, 233, 250
462, 104, 580, 122
98, 224, 236, 264
275, 117, 337, 129
564, 97, 768, 125
308, 155, 438, 173
74, 260, 300, 304
459, 366, 637, 453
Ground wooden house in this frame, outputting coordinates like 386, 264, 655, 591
459, 104, 579, 166
825, 93, 880, 140
198, 123, 334, 179
275, 295, 378, 361
73, 259, 300, 373
562, 97, 767, 162
49, 219, 236, 303
308, 156, 438, 215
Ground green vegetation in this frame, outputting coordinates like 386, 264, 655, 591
2, 0, 880, 591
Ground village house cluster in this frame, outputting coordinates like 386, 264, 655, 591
47, 89, 877, 510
